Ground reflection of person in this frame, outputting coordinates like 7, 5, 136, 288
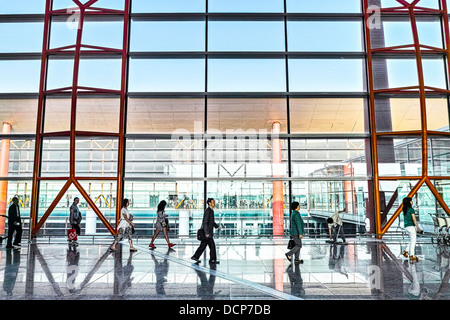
113, 250, 134, 297
3, 248, 21, 296
285, 201, 304, 264
151, 250, 171, 295
286, 263, 305, 297
66, 246, 80, 293
328, 244, 348, 278
406, 262, 420, 299
110, 199, 137, 252
7, 197, 22, 249
327, 210, 346, 244
401, 197, 421, 262
191, 198, 221, 264
149, 200, 175, 249
69, 197, 82, 245
195, 262, 218, 299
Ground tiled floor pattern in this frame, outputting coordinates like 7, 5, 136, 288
0, 236, 449, 300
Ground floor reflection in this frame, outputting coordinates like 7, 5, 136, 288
3, 248, 20, 298
195, 263, 219, 300
286, 263, 304, 298
0, 239, 449, 300
151, 249, 172, 296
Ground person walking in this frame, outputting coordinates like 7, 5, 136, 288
285, 201, 304, 264
327, 209, 346, 244
191, 198, 221, 264
69, 197, 82, 246
402, 197, 421, 262
6, 196, 22, 249
110, 198, 137, 252
149, 200, 175, 249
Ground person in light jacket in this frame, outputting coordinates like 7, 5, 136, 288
149, 200, 175, 249
286, 201, 304, 264
110, 199, 137, 252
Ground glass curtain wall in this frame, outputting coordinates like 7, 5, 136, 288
1, 0, 449, 237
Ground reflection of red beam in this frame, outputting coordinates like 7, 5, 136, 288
0, 122, 11, 234
274, 246, 284, 292
272, 122, 283, 237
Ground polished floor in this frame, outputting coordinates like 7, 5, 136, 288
0, 235, 449, 301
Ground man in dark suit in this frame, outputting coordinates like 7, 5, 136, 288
191, 198, 221, 264
6, 196, 22, 249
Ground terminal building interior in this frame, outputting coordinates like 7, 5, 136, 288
0, 0, 449, 301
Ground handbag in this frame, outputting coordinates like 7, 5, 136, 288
161, 218, 170, 230
131, 226, 135, 234
197, 228, 206, 241
287, 238, 295, 249
68, 228, 78, 241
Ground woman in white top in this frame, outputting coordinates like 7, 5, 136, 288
110, 199, 137, 252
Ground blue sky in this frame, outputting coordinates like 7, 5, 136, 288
0, 0, 447, 93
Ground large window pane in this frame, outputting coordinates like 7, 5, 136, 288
43, 97, 122, 133
75, 139, 118, 177
429, 138, 450, 177
47, 58, 122, 92
129, 59, 205, 92
208, 0, 284, 13
292, 180, 369, 220
377, 137, 422, 177
47, 58, 74, 90
44, 98, 71, 133
375, 98, 450, 133
371, 19, 443, 50
0, 23, 44, 53
373, 59, 447, 90
0, 60, 41, 93
127, 98, 204, 133
288, 59, 365, 92
0, 0, 45, 14
41, 138, 70, 177
208, 21, 285, 52
77, 98, 120, 133
125, 139, 204, 178
124, 181, 204, 235
207, 180, 289, 236
131, 21, 205, 52
208, 59, 286, 92
79, 59, 122, 90
287, 21, 362, 52
0, 140, 35, 178
290, 98, 368, 133
287, 0, 361, 13
206, 138, 289, 178
132, 0, 205, 13
0, 99, 37, 134
82, 20, 124, 49
208, 98, 287, 132
49, 20, 78, 50
291, 139, 369, 177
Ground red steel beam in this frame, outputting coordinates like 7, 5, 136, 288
363, 0, 383, 237
115, 0, 131, 232
31, 0, 127, 237
30, 0, 53, 233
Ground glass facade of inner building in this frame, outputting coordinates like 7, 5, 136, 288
0, 0, 449, 238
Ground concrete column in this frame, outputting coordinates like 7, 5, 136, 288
0, 122, 12, 235
272, 122, 284, 237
